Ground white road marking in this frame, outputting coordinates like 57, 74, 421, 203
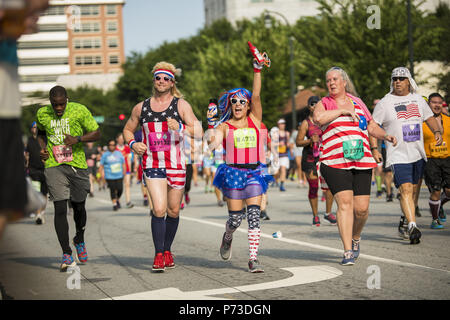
93, 198, 450, 274
106, 265, 342, 300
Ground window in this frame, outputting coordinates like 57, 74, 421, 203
74, 38, 101, 49
75, 56, 102, 66
74, 22, 100, 33
80, 5, 99, 16
38, 24, 67, 32
109, 55, 119, 65
107, 21, 117, 32
20, 74, 59, 83
106, 5, 117, 15
19, 57, 68, 66
41, 6, 65, 16
107, 37, 118, 48
17, 41, 67, 49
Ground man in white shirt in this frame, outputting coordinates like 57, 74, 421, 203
372, 67, 442, 245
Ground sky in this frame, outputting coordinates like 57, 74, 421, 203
122, 0, 205, 57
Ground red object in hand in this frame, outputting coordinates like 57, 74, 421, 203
119, 114, 125, 120
248, 41, 265, 64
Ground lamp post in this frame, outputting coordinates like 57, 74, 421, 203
264, 11, 297, 130
407, 0, 414, 77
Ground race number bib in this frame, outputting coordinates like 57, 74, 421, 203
87, 159, 95, 167
52, 145, 73, 163
342, 139, 364, 160
148, 132, 171, 152
278, 145, 287, 154
110, 163, 122, 174
429, 141, 448, 158
402, 124, 421, 142
234, 128, 257, 149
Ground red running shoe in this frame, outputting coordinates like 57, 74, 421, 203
164, 251, 175, 269
152, 253, 165, 272
185, 193, 190, 205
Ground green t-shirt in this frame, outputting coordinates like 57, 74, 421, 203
36, 102, 99, 169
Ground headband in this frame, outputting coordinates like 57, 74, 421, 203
154, 69, 175, 79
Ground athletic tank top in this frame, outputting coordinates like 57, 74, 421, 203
139, 97, 185, 170
278, 132, 288, 157
423, 114, 449, 159
223, 116, 264, 165
303, 118, 323, 162
320, 98, 377, 170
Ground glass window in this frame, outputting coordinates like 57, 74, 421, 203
106, 5, 117, 15
107, 21, 117, 32
108, 38, 118, 48
109, 55, 119, 64
80, 5, 99, 16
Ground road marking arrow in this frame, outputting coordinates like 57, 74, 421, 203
106, 265, 342, 300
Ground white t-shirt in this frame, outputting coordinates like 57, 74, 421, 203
372, 93, 433, 167
290, 130, 304, 157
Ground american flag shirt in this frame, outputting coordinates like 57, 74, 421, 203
139, 97, 185, 170
373, 93, 433, 167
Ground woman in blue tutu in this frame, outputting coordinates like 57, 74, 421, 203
210, 45, 272, 273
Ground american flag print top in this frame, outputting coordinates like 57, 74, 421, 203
320, 98, 377, 170
139, 97, 185, 170
394, 103, 421, 120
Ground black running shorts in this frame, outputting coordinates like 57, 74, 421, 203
320, 163, 372, 196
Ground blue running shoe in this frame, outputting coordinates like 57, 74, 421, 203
439, 207, 446, 222
280, 184, 286, 192
352, 239, 360, 259
60, 254, 76, 272
341, 250, 355, 266
431, 219, 444, 229
73, 241, 88, 264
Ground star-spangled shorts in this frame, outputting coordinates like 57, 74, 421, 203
143, 168, 186, 189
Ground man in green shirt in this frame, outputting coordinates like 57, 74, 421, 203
37, 86, 100, 272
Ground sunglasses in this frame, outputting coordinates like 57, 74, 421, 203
230, 98, 248, 105
154, 76, 172, 82
392, 77, 408, 82
309, 102, 317, 107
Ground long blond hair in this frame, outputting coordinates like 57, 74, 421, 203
151, 61, 183, 98
326, 66, 358, 97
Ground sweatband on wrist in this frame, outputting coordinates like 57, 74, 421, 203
254, 68, 261, 73
129, 139, 136, 149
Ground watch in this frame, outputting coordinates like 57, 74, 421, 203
77, 136, 82, 143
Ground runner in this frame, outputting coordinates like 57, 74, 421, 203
290, 121, 307, 188
123, 61, 202, 272
372, 67, 442, 244
296, 96, 337, 227
210, 45, 272, 272
36, 85, 100, 271
25, 121, 48, 225
116, 133, 134, 208
134, 128, 152, 209
84, 142, 98, 197
313, 67, 396, 265
277, 119, 291, 192
422, 92, 449, 228
99, 139, 126, 211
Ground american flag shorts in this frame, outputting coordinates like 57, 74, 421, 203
143, 168, 186, 189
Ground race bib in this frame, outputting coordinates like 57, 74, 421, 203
52, 145, 73, 163
110, 163, 122, 174
234, 128, 257, 149
342, 139, 364, 160
429, 141, 448, 158
402, 124, 421, 142
87, 159, 95, 167
278, 145, 287, 154
148, 132, 171, 152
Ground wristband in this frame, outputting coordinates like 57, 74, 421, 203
371, 147, 378, 150
77, 136, 82, 143
129, 139, 136, 149
434, 130, 441, 134
383, 133, 389, 139
253, 68, 261, 73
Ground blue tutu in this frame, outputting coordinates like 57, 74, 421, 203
213, 163, 274, 199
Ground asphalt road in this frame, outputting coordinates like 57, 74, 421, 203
1, 178, 449, 301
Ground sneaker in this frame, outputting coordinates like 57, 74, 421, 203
205, 186, 209, 193
35, 213, 45, 225
89, 192, 94, 198
398, 216, 409, 240
341, 251, 355, 266
217, 200, 224, 207
248, 259, 264, 273
260, 210, 270, 220
60, 254, 76, 272
143, 199, 149, 207
386, 194, 393, 202
113, 204, 119, 211
220, 232, 232, 261
415, 206, 421, 217
152, 253, 165, 272
164, 251, 175, 269
430, 219, 444, 229
396, 193, 401, 200
279, 184, 286, 192
181, 203, 185, 210
324, 213, 337, 225
73, 240, 88, 264
116, 200, 121, 209
312, 216, 320, 226
185, 193, 190, 205
439, 206, 446, 222
352, 239, 360, 259
408, 224, 421, 245
126, 202, 134, 209
321, 195, 326, 202
376, 191, 382, 198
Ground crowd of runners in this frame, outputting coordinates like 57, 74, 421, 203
1, 10, 448, 274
